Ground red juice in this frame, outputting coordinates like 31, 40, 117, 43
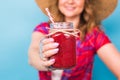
50, 32, 76, 69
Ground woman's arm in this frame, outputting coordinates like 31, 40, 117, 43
97, 43, 120, 79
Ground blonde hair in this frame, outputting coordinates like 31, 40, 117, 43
49, 0, 101, 40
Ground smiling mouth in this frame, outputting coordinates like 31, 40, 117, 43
65, 7, 76, 11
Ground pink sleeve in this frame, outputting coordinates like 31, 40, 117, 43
33, 22, 50, 34
94, 28, 111, 50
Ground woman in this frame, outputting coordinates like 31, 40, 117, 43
28, 0, 120, 80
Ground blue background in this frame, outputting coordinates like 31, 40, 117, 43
0, 0, 120, 80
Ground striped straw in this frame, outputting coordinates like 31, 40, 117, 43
45, 8, 55, 23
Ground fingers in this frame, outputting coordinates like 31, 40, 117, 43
39, 58, 55, 71
42, 38, 54, 45
39, 37, 59, 71
43, 42, 59, 52
43, 48, 59, 58
40, 48, 59, 60
41, 58, 55, 71
41, 38, 59, 58
44, 59, 55, 67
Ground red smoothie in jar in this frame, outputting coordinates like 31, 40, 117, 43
50, 31, 76, 69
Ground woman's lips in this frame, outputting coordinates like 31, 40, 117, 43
65, 6, 76, 11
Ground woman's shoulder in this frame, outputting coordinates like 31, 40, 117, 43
86, 26, 102, 37
36, 22, 50, 28
85, 26, 111, 50
33, 22, 50, 34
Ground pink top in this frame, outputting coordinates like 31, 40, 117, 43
34, 22, 111, 80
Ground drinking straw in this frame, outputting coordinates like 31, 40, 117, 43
45, 8, 55, 23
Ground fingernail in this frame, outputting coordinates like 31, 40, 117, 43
53, 43, 59, 47
50, 59, 55, 63
53, 48, 59, 53
49, 38, 54, 42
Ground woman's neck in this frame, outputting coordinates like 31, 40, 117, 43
65, 16, 80, 29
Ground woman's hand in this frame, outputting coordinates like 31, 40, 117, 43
40, 37, 59, 61
39, 37, 59, 70
28, 32, 59, 71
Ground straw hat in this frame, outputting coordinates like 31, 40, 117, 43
35, 0, 118, 22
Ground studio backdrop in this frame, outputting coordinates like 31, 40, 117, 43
0, 0, 120, 80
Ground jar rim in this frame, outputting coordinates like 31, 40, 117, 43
50, 22, 73, 29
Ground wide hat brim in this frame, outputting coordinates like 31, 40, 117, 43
35, 0, 118, 22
